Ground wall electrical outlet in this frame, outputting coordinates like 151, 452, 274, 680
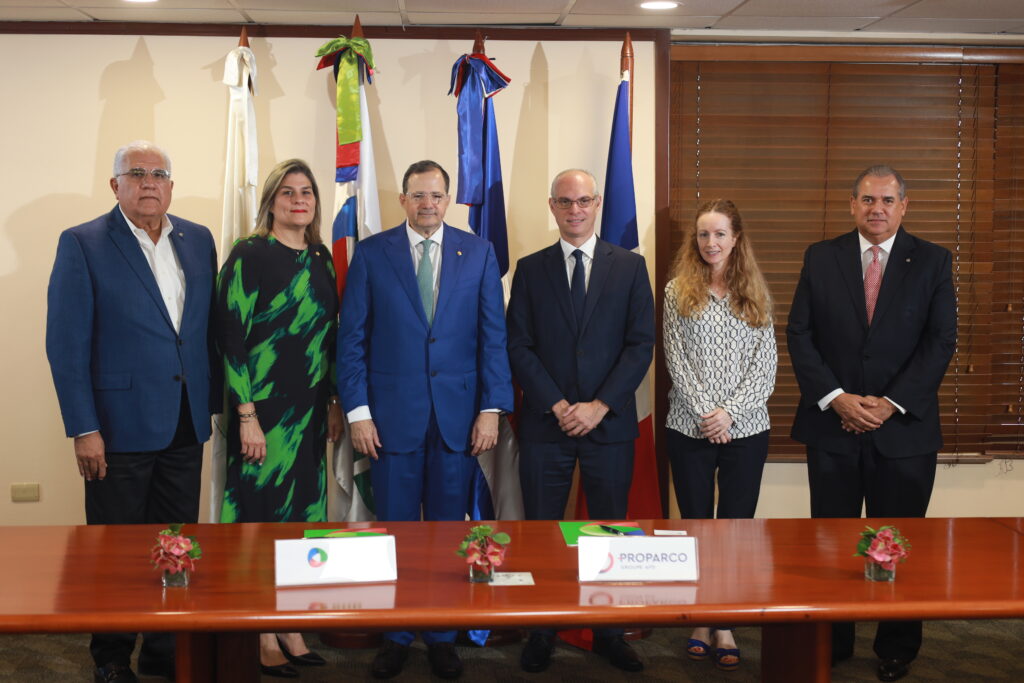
11, 483, 40, 503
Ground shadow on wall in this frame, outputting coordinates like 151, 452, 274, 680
508, 42, 552, 269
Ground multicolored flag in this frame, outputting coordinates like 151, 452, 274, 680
210, 41, 259, 522
598, 72, 661, 519
450, 50, 524, 526
316, 35, 381, 521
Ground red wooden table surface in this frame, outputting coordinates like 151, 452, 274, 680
0, 517, 1020, 682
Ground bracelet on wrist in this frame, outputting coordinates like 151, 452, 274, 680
238, 410, 257, 418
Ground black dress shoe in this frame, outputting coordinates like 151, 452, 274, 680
94, 663, 139, 683
877, 658, 910, 682
371, 639, 410, 679
427, 642, 463, 680
520, 632, 554, 673
259, 662, 299, 679
276, 635, 327, 666
137, 657, 175, 680
593, 635, 644, 672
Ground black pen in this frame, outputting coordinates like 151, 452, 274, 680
598, 524, 626, 536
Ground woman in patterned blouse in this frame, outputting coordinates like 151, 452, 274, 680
663, 199, 777, 672
216, 159, 342, 677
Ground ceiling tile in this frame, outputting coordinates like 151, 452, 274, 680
81, 7, 247, 22
713, 15, 876, 31
0, 0, 65, 6
408, 0, 563, 10
573, 0, 744, 14
890, 0, 1024, 20
239, 0, 392, 10
0, 7, 89, 20
245, 10, 402, 26
74, 0, 235, 8
729, 0, 911, 17
866, 17, 1024, 32
563, 13, 721, 29
406, 12, 561, 25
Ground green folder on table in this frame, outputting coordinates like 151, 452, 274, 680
303, 527, 388, 538
558, 521, 644, 546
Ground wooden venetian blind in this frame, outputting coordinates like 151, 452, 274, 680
669, 60, 999, 460
988, 64, 1024, 456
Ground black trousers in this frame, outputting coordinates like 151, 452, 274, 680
666, 428, 769, 520
807, 442, 936, 663
520, 436, 634, 642
85, 390, 203, 669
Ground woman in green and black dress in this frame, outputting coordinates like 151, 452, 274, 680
216, 159, 342, 677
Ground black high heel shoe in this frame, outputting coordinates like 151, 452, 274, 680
259, 662, 299, 678
277, 634, 327, 666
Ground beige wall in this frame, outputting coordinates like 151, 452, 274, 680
0, 33, 656, 525
2, 32, 1021, 526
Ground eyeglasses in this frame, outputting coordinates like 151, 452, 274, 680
407, 192, 448, 204
117, 168, 172, 183
552, 196, 597, 210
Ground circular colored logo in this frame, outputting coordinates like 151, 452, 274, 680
600, 552, 615, 574
307, 547, 328, 568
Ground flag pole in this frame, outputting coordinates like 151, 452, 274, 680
351, 14, 363, 38
473, 29, 485, 54
621, 32, 634, 148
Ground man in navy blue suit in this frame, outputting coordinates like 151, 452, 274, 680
337, 160, 513, 680
787, 165, 957, 683
46, 140, 218, 683
507, 169, 655, 673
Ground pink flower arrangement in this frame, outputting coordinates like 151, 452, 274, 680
456, 525, 510, 577
855, 525, 910, 571
151, 523, 202, 575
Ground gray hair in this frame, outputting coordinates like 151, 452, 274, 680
112, 140, 172, 178
550, 168, 599, 198
852, 165, 906, 200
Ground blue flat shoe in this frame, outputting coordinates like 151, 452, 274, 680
686, 638, 711, 661
713, 647, 741, 672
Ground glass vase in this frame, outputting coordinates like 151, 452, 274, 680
468, 564, 493, 583
864, 561, 895, 582
162, 568, 190, 588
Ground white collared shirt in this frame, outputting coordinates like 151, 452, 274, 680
121, 207, 185, 332
560, 233, 597, 291
858, 231, 897, 279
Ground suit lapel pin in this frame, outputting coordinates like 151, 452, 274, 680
457, 250, 462, 256
906, 258, 911, 262
178, 232, 183, 237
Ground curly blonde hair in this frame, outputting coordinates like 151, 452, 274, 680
667, 199, 772, 328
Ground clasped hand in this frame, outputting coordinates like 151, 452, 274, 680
553, 399, 609, 437
700, 407, 733, 444
832, 393, 896, 433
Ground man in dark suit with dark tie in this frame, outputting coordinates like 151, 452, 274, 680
787, 165, 957, 683
507, 168, 655, 673
46, 140, 219, 683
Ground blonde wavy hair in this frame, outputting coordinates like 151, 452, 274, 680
667, 199, 772, 328
253, 159, 323, 245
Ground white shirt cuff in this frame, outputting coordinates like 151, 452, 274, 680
74, 430, 99, 438
883, 396, 907, 415
347, 405, 372, 423
819, 388, 844, 411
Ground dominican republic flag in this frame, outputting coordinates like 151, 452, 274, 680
316, 36, 381, 522
450, 51, 523, 525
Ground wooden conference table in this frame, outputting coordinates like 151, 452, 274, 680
0, 517, 1022, 682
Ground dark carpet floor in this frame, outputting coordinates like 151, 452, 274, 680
1, 620, 1021, 681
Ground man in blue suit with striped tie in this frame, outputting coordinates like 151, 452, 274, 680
337, 160, 513, 680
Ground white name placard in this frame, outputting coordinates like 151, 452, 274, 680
578, 536, 699, 582
275, 536, 397, 587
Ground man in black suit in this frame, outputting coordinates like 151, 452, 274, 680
787, 165, 957, 683
507, 168, 655, 674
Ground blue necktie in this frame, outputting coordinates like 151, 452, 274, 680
571, 249, 586, 329
417, 239, 434, 324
